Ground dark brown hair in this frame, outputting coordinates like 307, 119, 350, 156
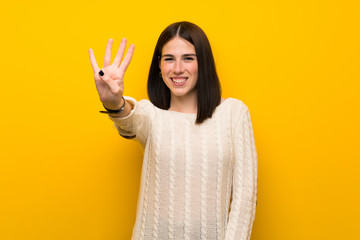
147, 21, 221, 124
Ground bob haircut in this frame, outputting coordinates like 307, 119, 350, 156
147, 21, 221, 124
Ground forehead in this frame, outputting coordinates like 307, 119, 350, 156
162, 37, 196, 55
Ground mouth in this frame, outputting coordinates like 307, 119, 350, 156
170, 77, 188, 84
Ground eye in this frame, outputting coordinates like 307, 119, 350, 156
184, 56, 195, 62
163, 57, 174, 62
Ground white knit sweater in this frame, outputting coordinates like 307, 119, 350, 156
109, 97, 258, 240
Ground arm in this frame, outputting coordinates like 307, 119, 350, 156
225, 109, 258, 240
108, 97, 152, 146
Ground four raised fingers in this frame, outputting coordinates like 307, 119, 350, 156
89, 38, 134, 91
90, 38, 134, 73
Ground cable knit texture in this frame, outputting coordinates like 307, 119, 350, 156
109, 97, 258, 240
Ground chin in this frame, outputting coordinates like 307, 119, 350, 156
171, 91, 187, 97
171, 89, 196, 98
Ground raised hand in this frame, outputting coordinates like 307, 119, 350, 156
89, 38, 135, 110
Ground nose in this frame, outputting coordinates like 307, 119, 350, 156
174, 60, 184, 74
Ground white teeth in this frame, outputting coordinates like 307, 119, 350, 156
171, 78, 187, 83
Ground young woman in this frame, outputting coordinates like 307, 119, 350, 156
89, 21, 258, 240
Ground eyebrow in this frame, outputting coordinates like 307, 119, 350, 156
161, 53, 197, 57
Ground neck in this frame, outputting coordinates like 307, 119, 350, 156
168, 93, 197, 114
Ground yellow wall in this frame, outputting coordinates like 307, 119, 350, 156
1, 0, 359, 239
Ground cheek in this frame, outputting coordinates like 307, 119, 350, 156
191, 64, 198, 76
160, 63, 171, 74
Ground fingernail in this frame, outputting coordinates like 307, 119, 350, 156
99, 70, 104, 76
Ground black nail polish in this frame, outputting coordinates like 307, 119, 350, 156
99, 70, 104, 76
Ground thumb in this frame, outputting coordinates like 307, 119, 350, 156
98, 70, 120, 94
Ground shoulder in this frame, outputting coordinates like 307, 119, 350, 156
222, 98, 249, 117
222, 98, 255, 134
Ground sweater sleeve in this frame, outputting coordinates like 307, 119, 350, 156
225, 108, 258, 240
107, 96, 152, 146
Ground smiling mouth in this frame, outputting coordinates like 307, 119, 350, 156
171, 77, 188, 83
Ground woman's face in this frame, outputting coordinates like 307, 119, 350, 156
160, 37, 198, 99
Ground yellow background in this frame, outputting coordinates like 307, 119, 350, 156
1, 0, 359, 239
